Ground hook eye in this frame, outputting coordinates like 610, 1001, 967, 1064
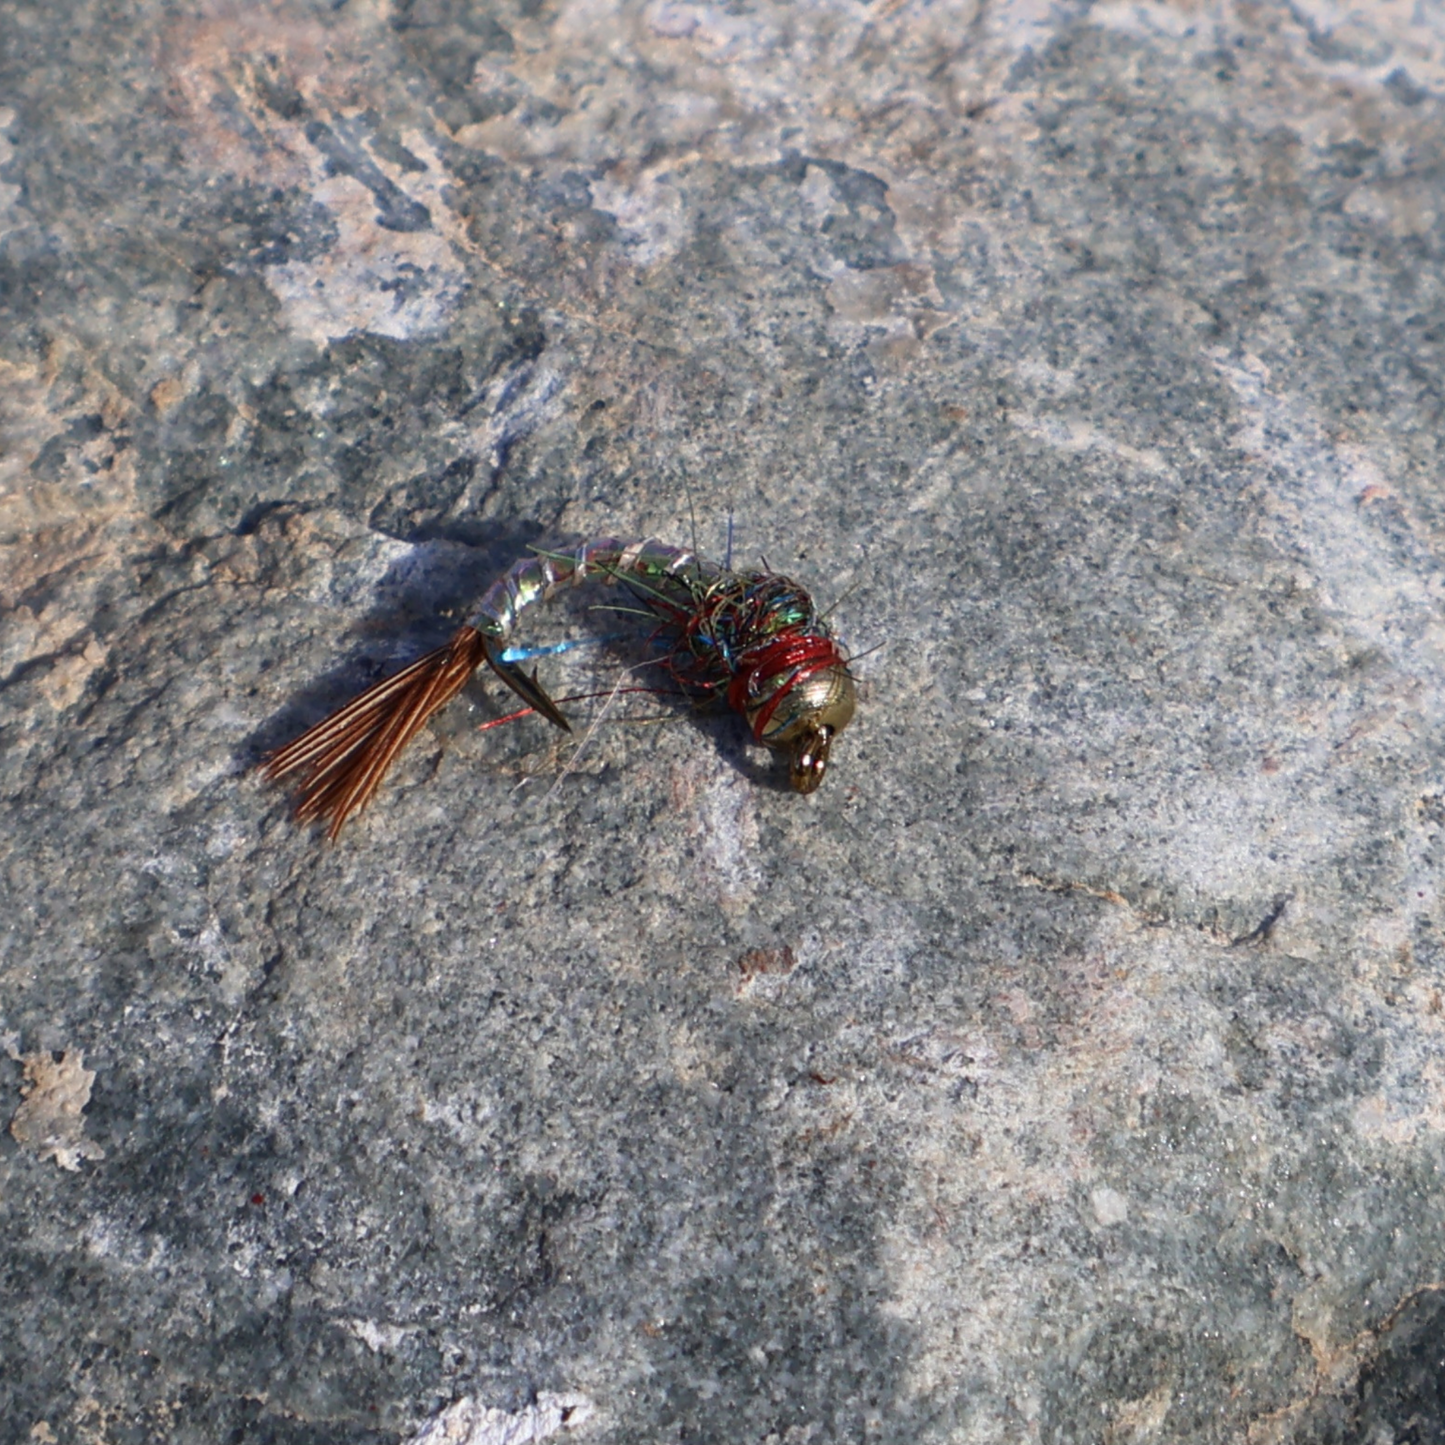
789, 726, 833, 793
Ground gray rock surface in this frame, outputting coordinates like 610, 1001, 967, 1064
4, 1, 1445, 1441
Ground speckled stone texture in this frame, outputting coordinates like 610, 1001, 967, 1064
5, 2, 1445, 1442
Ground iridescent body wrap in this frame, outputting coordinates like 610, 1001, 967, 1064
473, 538, 701, 645
472, 537, 856, 767
265, 536, 857, 837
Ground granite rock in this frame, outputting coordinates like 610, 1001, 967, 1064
4, 1, 1445, 1441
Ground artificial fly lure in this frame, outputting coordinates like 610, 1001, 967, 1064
264, 537, 858, 838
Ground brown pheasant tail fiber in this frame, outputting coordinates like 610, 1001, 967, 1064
264, 625, 488, 839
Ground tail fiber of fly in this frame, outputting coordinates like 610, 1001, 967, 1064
264, 626, 488, 840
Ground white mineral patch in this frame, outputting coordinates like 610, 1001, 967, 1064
259, 122, 467, 345
0, 108, 21, 236
589, 168, 689, 267
1090, 1186, 1129, 1228
7, 1045, 106, 1171
404, 1394, 594, 1445
264, 171, 465, 344
694, 769, 761, 909
347, 1318, 412, 1353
